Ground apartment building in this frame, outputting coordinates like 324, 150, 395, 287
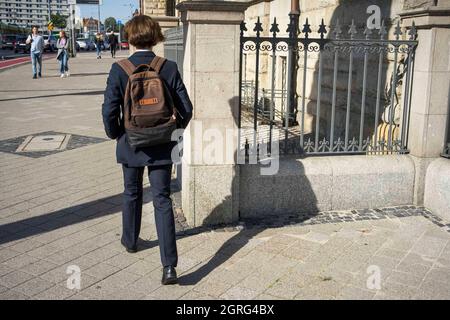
0, 0, 69, 29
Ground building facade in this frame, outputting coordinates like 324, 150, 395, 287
82, 17, 100, 33
140, 0, 182, 55
0, 0, 69, 29
141, 0, 179, 17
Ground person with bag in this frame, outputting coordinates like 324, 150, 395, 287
56, 30, 70, 78
102, 15, 193, 285
108, 32, 118, 58
26, 26, 44, 79
95, 33, 103, 59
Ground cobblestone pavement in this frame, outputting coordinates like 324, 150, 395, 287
1, 52, 450, 300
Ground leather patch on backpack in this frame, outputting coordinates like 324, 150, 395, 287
139, 98, 159, 106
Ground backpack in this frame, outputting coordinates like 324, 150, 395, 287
117, 56, 177, 148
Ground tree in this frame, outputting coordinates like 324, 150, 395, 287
104, 17, 117, 32
49, 13, 67, 29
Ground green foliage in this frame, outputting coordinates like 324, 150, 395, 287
49, 13, 68, 29
104, 17, 119, 32
0, 22, 28, 35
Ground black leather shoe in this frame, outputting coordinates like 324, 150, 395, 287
32, 75, 37, 79
38, 72, 41, 78
120, 239, 137, 253
161, 266, 178, 285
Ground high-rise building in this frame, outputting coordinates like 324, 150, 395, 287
0, 0, 70, 29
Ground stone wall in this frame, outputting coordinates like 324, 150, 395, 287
240, 155, 416, 217
142, 0, 183, 17
424, 158, 450, 221
143, 0, 168, 16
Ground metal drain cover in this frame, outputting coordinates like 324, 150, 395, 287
0, 131, 108, 158
16, 134, 71, 152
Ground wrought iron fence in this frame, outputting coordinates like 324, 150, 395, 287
241, 81, 287, 121
164, 25, 184, 77
239, 16, 418, 156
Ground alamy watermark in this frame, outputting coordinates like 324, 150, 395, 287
66, 265, 81, 290
170, 120, 280, 176
366, 5, 382, 30
366, 265, 382, 290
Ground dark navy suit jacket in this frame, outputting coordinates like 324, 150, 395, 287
102, 51, 193, 167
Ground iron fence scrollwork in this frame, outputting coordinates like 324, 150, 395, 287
239, 15, 418, 157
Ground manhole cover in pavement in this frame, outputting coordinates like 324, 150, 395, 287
0, 131, 108, 158
16, 134, 70, 152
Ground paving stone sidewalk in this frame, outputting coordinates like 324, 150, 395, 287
1, 52, 450, 300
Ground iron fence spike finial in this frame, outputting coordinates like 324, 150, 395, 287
334, 19, 342, 39
254, 16, 263, 36
240, 21, 247, 33
270, 17, 279, 36
408, 21, 417, 40
379, 20, 387, 40
302, 18, 311, 39
318, 18, 327, 40
364, 25, 372, 39
394, 20, 402, 40
348, 19, 357, 39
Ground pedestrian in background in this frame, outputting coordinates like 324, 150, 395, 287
26, 26, 44, 79
56, 30, 70, 78
109, 32, 118, 58
95, 33, 103, 59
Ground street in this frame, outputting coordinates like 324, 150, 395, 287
0, 50, 449, 300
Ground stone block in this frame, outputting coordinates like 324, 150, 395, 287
240, 155, 415, 217
182, 163, 239, 226
330, 155, 415, 210
240, 157, 332, 217
409, 155, 435, 205
424, 158, 450, 221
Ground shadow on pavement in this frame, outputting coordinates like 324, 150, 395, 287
68, 72, 109, 77
0, 90, 105, 102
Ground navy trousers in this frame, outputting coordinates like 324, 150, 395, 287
121, 164, 178, 267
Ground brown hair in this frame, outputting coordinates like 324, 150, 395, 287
124, 15, 164, 49
60, 30, 67, 39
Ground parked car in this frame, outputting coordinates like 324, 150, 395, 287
2, 34, 18, 50
120, 41, 129, 50
76, 38, 95, 51
13, 36, 30, 54
43, 34, 57, 52
76, 38, 88, 50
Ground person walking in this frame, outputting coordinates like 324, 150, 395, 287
108, 32, 117, 58
26, 26, 44, 79
56, 30, 70, 78
94, 33, 103, 59
102, 15, 193, 285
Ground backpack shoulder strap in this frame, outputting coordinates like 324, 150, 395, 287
149, 56, 166, 74
117, 59, 136, 76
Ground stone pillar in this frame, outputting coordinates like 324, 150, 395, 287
177, 0, 248, 226
400, 4, 450, 205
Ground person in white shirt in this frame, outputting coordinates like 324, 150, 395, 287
26, 26, 44, 79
